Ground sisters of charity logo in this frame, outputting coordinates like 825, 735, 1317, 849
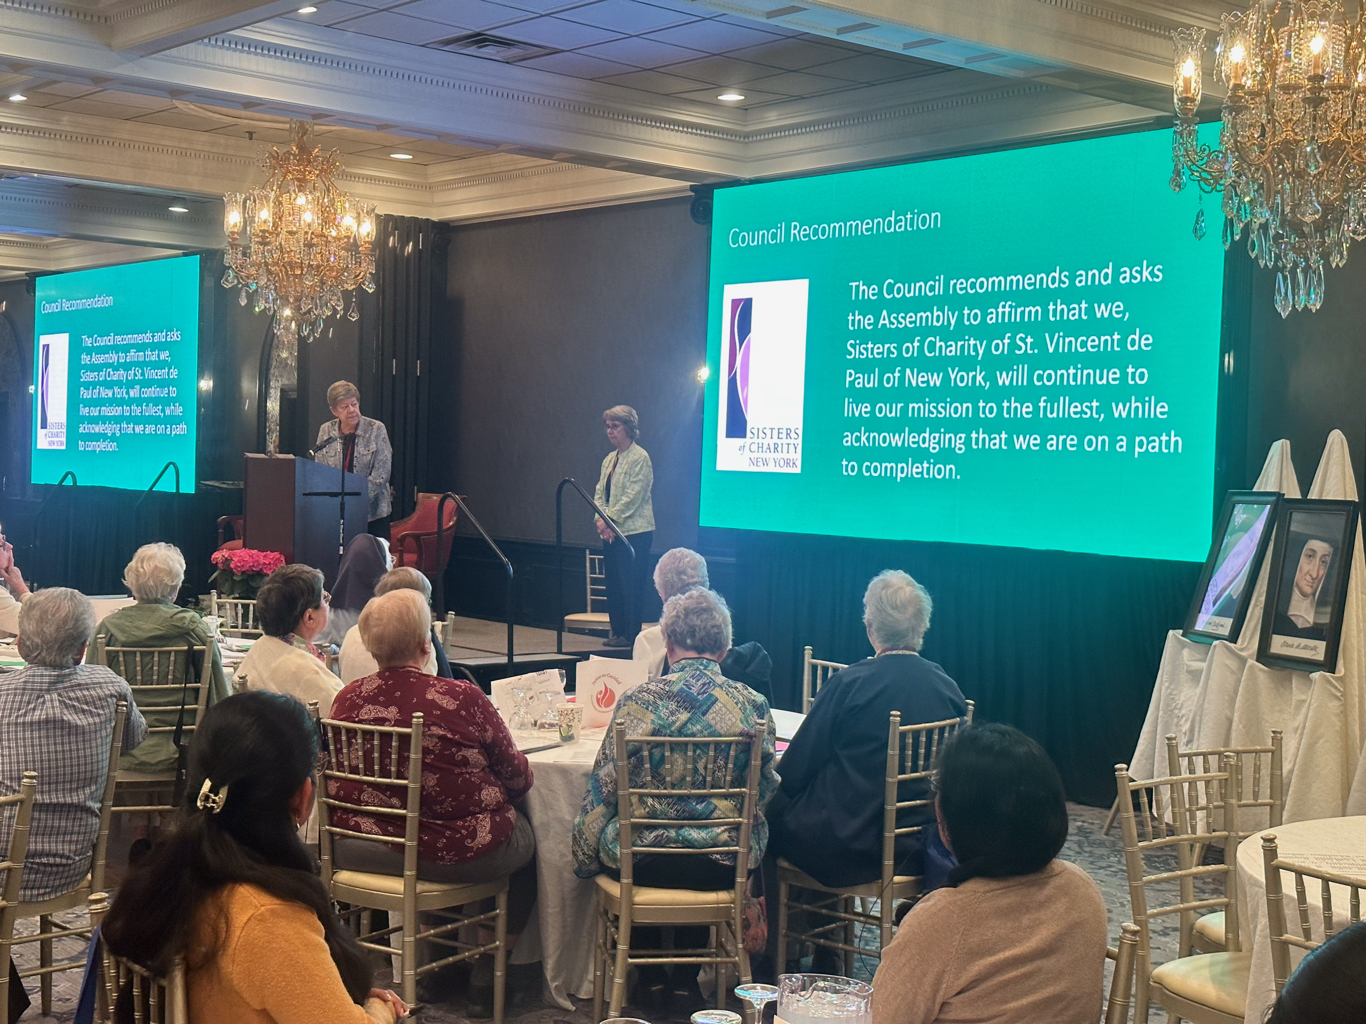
726, 296, 752, 439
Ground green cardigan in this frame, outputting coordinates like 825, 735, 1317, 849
594, 442, 655, 536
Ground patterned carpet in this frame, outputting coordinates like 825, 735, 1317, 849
12, 802, 1213, 1023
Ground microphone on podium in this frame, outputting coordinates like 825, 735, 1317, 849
309, 435, 340, 459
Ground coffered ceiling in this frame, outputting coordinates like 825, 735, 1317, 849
0, 0, 1229, 258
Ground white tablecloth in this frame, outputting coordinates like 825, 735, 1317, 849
512, 725, 608, 1009
1236, 816, 1366, 1024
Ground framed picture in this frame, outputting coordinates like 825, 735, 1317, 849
1183, 491, 1281, 643
1257, 498, 1360, 672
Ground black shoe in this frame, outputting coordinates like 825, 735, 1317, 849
811, 945, 842, 976
416, 960, 469, 1005
629, 965, 670, 1015
603, 635, 632, 648
670, 970, 706, 1016
128, 837, 153, 867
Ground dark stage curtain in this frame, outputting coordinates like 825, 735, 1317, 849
730, 532, 1201, 806
363, 216, 450, 521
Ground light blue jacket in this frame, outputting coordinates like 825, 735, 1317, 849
315, 415, 392, 520
594, 442, 655, 536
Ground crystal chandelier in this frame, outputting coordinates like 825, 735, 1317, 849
1170, 1, 1366, 317
221, 120, 377, 344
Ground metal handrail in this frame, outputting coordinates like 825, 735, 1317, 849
556, 477, 634, 654
34, 470, 76, 518
133, 461, 181, 509
434, 492, 514, 668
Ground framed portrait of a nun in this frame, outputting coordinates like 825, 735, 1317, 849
1257, 499, 1359, 671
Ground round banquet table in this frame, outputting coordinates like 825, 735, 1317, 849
511, 725, 609, 1009
1237, 815, 1366, 1024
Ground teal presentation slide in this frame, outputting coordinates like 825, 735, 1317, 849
32, 255, 200, 492
700, 125, 1225, 562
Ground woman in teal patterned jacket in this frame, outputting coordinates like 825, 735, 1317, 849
571, 587, 777, 1006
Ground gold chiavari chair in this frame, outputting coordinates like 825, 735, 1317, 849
1261, 832, 1365, 996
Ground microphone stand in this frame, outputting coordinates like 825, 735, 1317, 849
307, 434, 351, 577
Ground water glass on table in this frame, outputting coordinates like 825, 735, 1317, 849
735, 982, 779, 1024
776, 974, 872, 1024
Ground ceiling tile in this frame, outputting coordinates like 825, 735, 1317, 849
596, 68, 710, 94
736, 69, 851, 96
560, 0, 694, 33
725, 37, 859, 70
644, 19, 776, 53
812, 51, 943, 83
714, 14, 801, 36
82, 89, 173, 110
48, 98, 172, 119
495, 0, 583, 11
520, 50, 638, 78
350, 146, 442, 164
499, 15, 622, 47
6, 92, 63, 108
661, 54, 780, 86
31, 81, 101, 98
394, 0, 528, 29
281, 1, 375, 25
674, 85, 788, 106
127, 109, 236, 131
331, 9, 456, 43
579, 36, 703, 68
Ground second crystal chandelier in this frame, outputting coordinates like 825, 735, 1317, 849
1170, 1, 1366, 316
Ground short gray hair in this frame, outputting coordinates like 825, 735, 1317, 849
375, 566, 432, 603
863, 570, 933, 651
661, 588, 732, 657
18, 588, 97, 667
654, 548, 709, 601
123, 542, 185, 603
603, 404, 639, 440
327, 380, 360, 410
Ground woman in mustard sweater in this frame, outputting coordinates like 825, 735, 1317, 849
102, 692, 407, 1024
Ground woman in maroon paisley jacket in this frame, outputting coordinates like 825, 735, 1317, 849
329, 589, 536, 1007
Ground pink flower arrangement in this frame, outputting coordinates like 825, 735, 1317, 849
211, 548, 285, 576
210, 548, 285, 598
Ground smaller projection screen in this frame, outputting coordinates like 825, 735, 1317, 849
32, 255, 200, 492
699, 125, 1226, 562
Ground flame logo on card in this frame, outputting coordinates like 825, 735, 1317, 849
593, 677, 620, 712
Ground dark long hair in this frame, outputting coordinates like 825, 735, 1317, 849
1266, 921, 1366, 1024
102, 691, 373, 1002
936, 723, 1068, 886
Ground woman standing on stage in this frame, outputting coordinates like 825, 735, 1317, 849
314, 380, 393, 538
593, 405, 654, 648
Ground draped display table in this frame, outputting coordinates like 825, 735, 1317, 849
1236, 816, 1366, 1024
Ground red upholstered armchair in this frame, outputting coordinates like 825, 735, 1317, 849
216, 515, 245, 552
391, 493, 460, 583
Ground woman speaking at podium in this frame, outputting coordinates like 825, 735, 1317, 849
594, 405, 654, 648
314, 380, 393, 537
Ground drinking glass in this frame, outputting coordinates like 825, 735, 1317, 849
693, 1011, 743, 1024
508, 683, 536, 731
734, 983, 778, 1024
776, 974, 872, 1024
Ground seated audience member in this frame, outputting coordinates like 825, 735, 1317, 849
768, 570, 966, 888
1266, 920, 1366, 1024
235, 564, 343, 714
89, 542, 231, 772
338, 566, 452, 683
0, 521, 31, 636
574, 587, 778, 1007
871, 723, 1107, 1024
319, 533, 390, 647
102, 691, 407, 1024
633, 548, 775, 703
330, 589, 535, 1010
0, 589, 148, 904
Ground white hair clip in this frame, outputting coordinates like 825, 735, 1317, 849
196, 778, 230, 814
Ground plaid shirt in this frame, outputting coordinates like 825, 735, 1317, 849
571, 657, 778, 878
0, 663, 147, 901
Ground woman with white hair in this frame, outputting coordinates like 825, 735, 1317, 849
573, 587, 777, 1009
767, 570, 967, 891
314, 379, 394, 537
633, 547, 775, 702
593, 404, 654, 647
88, 542, 230, 774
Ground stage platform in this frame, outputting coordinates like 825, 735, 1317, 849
440, 615, 628, 689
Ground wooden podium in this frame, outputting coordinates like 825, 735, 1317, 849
242, 454, 367, 586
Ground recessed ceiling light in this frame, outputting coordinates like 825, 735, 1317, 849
717, 91, 745, 102
390, 152, 414, 160
8, 93, 25, 102
168, 201, 189, 213
297, 5, 318, 12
